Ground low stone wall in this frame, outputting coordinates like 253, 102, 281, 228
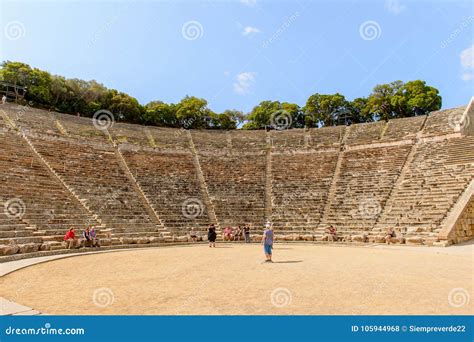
452, 199, 474, 243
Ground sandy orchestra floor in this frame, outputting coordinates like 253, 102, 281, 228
0, 243, 472, 315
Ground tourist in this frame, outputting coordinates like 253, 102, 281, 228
89, 226, 100, 247
234, 226, 243, 241
189, 227, 198, 242
326, 226, 338, 242
1, 95, 6, 105
262, 223, 274, 262
385, 227, 396, 244
63, 227, 77, 249
208, 224, 217, 247
82, 227, 92, 247
244, 225, 251, 243
223, 226, 233, 241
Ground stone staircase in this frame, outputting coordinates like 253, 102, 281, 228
264, 131, 272, 224
115, 146, 170, 238
187, 131, 220, 232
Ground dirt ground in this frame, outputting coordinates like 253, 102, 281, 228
1, 243, 472, 315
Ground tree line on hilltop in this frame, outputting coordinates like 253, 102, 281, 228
0, 61, 442, 130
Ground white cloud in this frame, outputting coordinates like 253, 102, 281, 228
242, 26, 260, 36
385, 0, 406, 15
460, 45, 474, 69
240, 0, 257, 7
461, 73, 474, 81
460, 45, 474, 81
233, 72, 255, 95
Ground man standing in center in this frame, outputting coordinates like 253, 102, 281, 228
262, 222, 273, 262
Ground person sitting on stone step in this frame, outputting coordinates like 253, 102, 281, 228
223, 226, 233, 241
325, 226, 338, 242
89, 226, 100, 247
63, 227, 77, 249
82, 227, 93, 247
189, 227, 198, 242
385, 227, 396, 244
234, 226, 243, 241
244, 225, 251, 243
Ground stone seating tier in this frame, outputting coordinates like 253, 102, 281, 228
0, 104, 472, 256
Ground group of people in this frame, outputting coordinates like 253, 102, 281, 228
222, 225, 251, 242
206, 223, 274, 262
63, 227, 100, 249
62, 222, 397, 263
189, 225, 252, 244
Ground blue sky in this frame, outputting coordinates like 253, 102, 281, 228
1, 0, 473, 113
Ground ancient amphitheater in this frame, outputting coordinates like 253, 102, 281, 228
0, 100, 473, 260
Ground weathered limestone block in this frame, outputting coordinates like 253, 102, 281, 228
251, 234, 261, 242
120, 237, 134, 245
174, 236, 188, 242
406, 237, 423, 245
111, 238, 122, 245
374, 235, 386, 243
135, 237, 150, 244
421, 237, 437, 246
341, 235, 351, 242
274, 234, 285, 241
149, 236, 165, 244
281, 234, 299, 241
302, 234, 314, 241
100, 238, 112, 246
18, 243, 40, 253
40, 241, 61, 251
0, 244, 19, 255
433, 240, 450, 247
351, 234, 367, 243
390, 237, 405, 244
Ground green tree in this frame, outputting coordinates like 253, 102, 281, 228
105, 90, 142, 123
1, 61, 52, 104
243, 101, 302, 129
175, 96, 212, 128
346, 97, 372, 124
210, 110, 239, 129
364, 80, 441, 120
143, 101, 178, 126
392, 80, 441, 116
304, 93, 347, 127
